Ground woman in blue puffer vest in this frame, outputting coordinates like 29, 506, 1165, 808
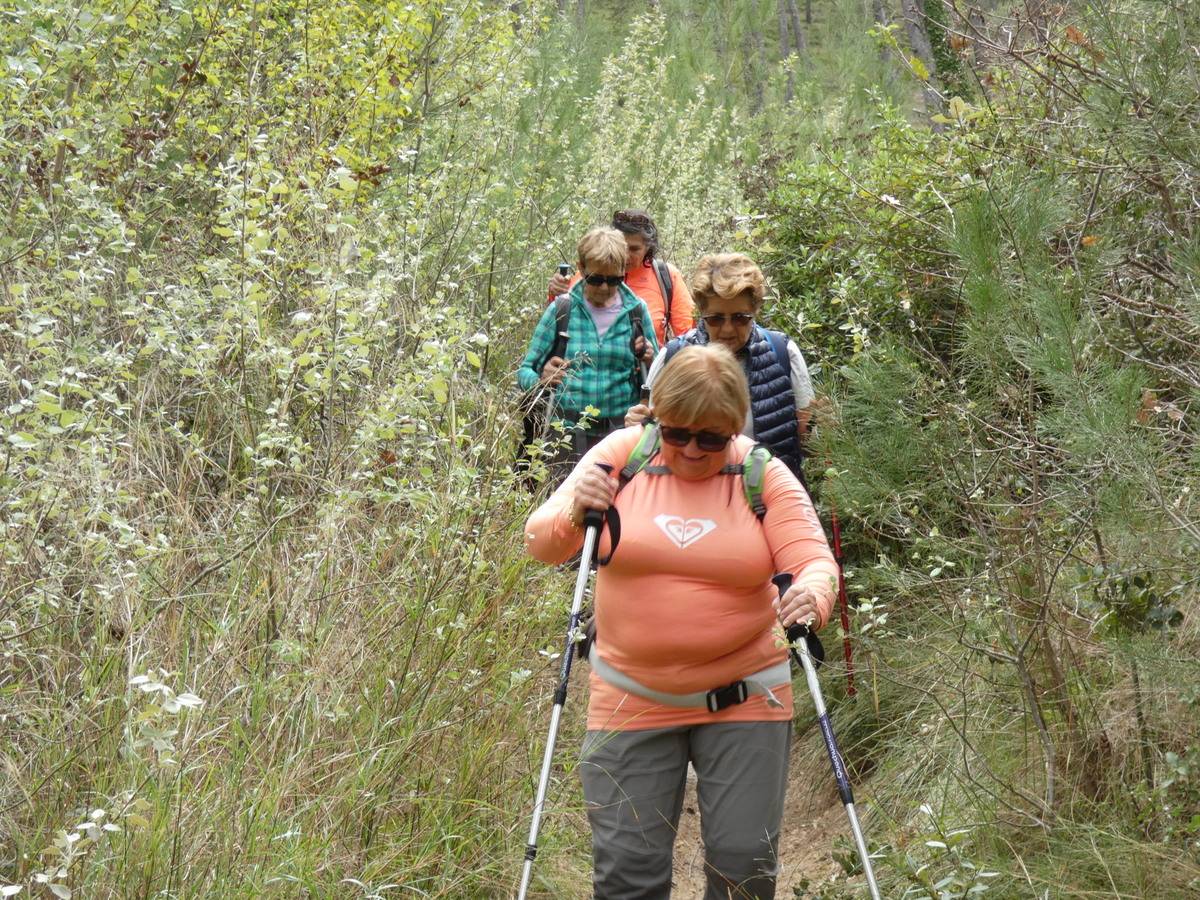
626, 253, 815, 486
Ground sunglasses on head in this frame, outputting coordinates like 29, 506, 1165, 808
660, 426, 733, 452
583, 273, 624, 287
702, 313, 754, 328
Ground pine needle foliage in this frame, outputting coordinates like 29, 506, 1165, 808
766, 1, 1200, 895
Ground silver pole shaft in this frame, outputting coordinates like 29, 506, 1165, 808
517, 704, 564, 898
795, 640, 881, 900
517, 524, 599, 900
845, 801, 881, 899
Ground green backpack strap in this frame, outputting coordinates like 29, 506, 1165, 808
719, 443, 772, 520
741, 443, 772, 520
591, 423, 661, 568
619, 421, 662, 488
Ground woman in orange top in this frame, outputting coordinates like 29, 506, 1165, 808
548, 208, 695, 345
524, 344, 838, 899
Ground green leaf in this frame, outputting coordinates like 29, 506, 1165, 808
429, 374, 448, 404
6, 432, 39, 450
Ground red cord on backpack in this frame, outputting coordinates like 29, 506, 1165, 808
826, 484, 856, 697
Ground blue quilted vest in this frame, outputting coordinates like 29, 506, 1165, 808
664, 323, 806, 479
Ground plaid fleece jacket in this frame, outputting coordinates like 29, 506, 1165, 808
517, 281, 658, 419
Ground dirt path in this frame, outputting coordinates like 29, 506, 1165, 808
670, 736, 852, 898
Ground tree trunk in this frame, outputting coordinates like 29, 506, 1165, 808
744, 0, 765, 114
873, 0, 891, 67
714, 0, 728, 58
778, 1, 794, 103
967, 5, 992, 78
787, 0, 807, 52
901, 0, 945, 124
805, 0, 812, 25
872, 0, 888, 28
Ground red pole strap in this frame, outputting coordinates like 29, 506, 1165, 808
827, 498, 856, 697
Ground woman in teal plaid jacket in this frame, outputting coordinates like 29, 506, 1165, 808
518, 227, 657, 466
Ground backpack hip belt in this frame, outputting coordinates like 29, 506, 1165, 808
590, 647, 789, 713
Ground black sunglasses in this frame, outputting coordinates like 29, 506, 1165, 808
660, 426, 733, 452
583, 273, 624, 287
702, 313, 754, 328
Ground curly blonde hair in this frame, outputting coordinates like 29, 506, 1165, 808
577, 226, 629, 273
652, 344, 748, 436
690, 253, 766, 312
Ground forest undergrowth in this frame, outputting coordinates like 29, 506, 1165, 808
1, 1, 1197, 897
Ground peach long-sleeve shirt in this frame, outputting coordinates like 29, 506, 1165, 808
524, 427, 838, 731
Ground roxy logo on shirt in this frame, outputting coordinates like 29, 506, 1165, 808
653, 514, 717, 549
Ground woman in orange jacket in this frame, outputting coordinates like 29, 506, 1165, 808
524, 343, 837, 899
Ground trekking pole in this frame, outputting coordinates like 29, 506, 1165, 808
773, 574, 881, 900
517, 507, 603, 900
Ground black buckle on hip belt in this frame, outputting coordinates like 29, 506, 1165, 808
705, 680, 749, 713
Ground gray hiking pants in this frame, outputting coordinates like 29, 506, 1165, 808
578, 722, 791, 900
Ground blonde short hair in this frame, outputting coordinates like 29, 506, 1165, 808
577, 226, 628, 273
690, 253, 766, 312
652, 344, 748, 436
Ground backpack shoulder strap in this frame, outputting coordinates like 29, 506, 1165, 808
663, 335, 686, 366
619, 422, 662, 488
718, 443, 772, 520
741, 443, 772, 520
627, 303, 644, 340
765, 329, 791, 379
653, 260, 674, 338
593, 423, 661, 568
627, 302, 650, 386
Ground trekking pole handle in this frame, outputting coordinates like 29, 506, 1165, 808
772, 573, 809, 640
581, 462, 613, 529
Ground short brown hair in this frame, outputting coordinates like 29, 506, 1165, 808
577, 226, 628, 273
690, 253, 766, 313
652, 344, 748, 436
